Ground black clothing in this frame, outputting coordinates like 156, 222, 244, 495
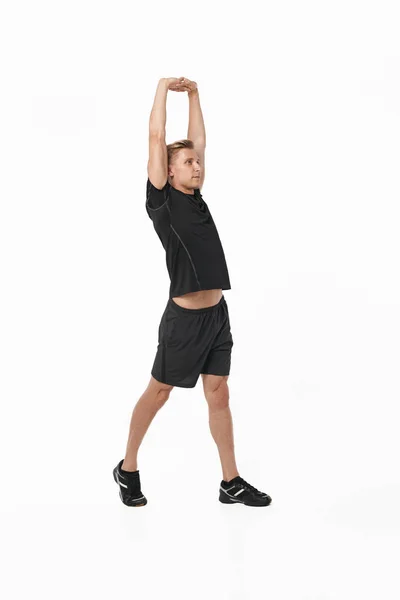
151, 294, 233, 388
146, 178, 231, 299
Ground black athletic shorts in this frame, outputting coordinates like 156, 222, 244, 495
151, 294, 234, 388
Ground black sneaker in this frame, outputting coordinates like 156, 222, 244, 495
113, 459, 147, 507
219, 475, 272, 507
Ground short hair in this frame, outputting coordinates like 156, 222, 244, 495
167, 139, 194, 165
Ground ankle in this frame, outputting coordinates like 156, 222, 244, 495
223, 472, 240, 483
121, 461, 138, 472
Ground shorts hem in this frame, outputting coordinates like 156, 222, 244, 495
151, 372, 198, 388
200, 371, 230, 377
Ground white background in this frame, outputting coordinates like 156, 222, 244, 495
1, 1, 399, 598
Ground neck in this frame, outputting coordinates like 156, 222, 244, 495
169, 179, 194, 195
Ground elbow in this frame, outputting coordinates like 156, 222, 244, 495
149, 128, 166, 140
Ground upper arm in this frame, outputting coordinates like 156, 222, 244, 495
148, 133, 168, 190
145, 177, 171, 242
146, 177, 169, 212
193, 142, 205, 190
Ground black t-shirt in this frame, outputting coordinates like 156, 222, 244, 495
145, 178, 231, 298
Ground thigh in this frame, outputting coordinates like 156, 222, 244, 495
201, 373, 229, 396
201, 301, 233, 377
147, 374, 174, 393
152, 304, 216, 388
202, 374, 230, 409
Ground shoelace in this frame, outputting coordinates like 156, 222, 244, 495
237, 477, 265, 496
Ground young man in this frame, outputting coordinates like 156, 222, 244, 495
113, 77, 272, 508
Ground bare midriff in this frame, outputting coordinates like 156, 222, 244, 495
171, 288, 223, 309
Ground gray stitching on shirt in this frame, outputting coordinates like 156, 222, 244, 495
169, 224, 201, 289
146, 185, 169, 211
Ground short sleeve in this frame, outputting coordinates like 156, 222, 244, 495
146, 178, 170, 210
145, 178, 171, 236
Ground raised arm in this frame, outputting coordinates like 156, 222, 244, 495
180, 78, 206, 190
188, 88, 206, 190
187, 84, 206, 146
147, 78, 170, 190
166, 77, 206, 144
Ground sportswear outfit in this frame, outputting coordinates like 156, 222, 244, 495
145, 177, 231, 299
146, 177, 233, 389
112, 177, 272, 507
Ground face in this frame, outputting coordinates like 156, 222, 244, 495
168, 149, 201, 189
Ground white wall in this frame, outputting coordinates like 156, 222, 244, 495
1, 1, 399, 599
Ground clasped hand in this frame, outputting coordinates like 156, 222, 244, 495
167, 77, 198, 93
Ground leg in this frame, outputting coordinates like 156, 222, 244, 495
121, 375, 174, 471
202, 374, 240, 482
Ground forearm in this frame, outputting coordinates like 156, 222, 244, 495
149, 79, 169, 137
187, 90, 206, 145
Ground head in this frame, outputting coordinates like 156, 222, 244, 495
167, 139, 201, 194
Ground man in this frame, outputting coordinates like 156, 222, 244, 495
113, 77, 272, 508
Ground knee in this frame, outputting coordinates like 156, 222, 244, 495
155, 386, 173, 408
206, 381, 230, 411
148, 377, 174, 408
